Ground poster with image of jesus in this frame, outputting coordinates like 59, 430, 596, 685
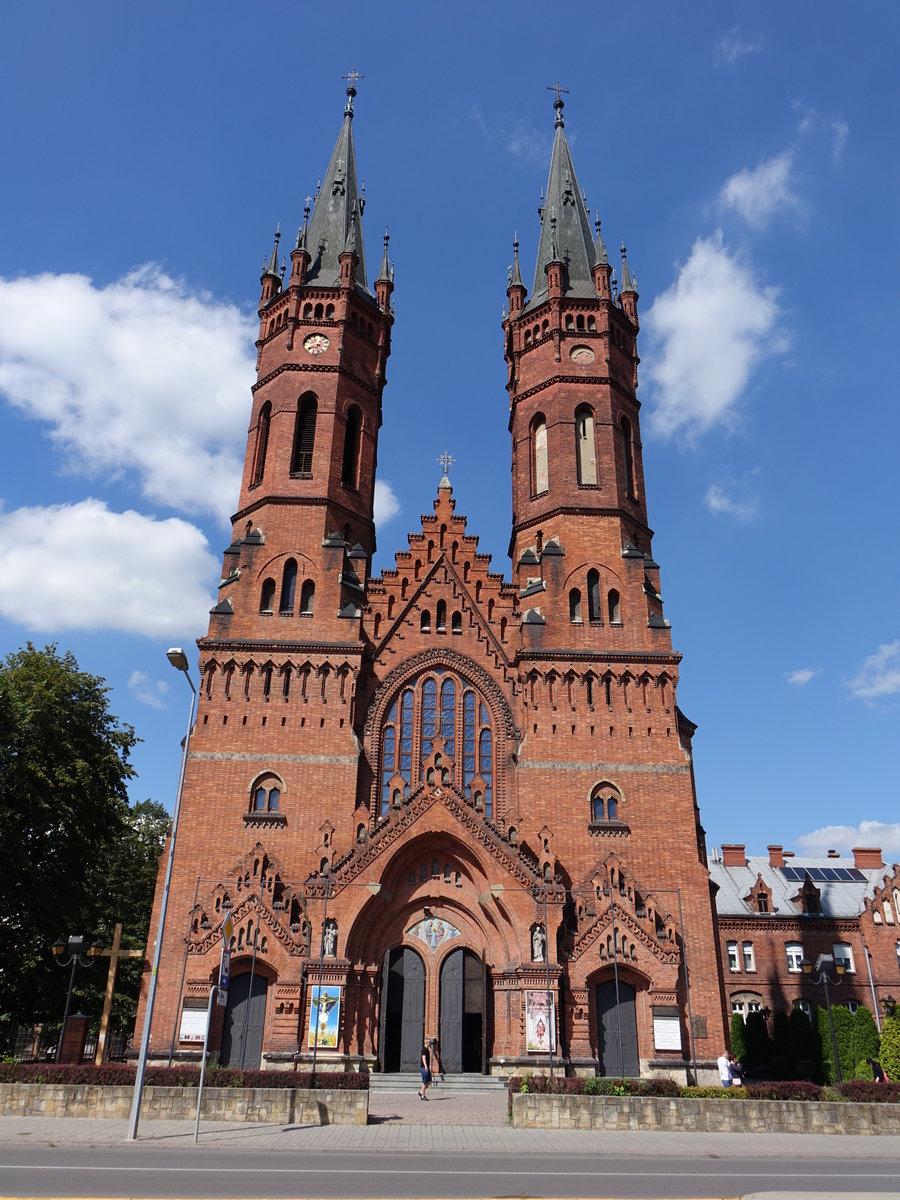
307, 985, 341, 1049
525, 989, 557, 1052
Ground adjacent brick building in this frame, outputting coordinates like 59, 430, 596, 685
135, 85, 732, 1080
711, 843, 900, 1030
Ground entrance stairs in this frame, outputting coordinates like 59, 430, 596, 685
369, 1072, 508, 1093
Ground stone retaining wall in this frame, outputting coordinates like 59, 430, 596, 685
0, 1084, 367, 1126
511, 1092, 900, 1134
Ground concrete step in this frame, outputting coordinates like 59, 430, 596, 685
369, 1072, 508, 1092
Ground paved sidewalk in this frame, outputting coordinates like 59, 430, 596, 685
1, 1086, 899, 1158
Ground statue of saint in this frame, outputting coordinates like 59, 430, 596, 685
532, 925, 545, 962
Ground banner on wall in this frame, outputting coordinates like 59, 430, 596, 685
525, 989, 557, 1053
308, 985, 341, 1049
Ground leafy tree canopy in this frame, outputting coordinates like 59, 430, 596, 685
0, 644, 164, 1024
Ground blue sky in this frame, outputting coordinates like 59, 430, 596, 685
1, 2, 898, 864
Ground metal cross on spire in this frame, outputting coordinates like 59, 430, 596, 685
342, 68, 365, 88
547, 80, 569, 102
437, 451, 455, 478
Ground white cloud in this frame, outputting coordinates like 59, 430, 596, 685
846, 641, 900, 700
719, 150, 803, 229
0, 499, 217, 637
705, 472, 759, 520
128, 670, 171, 709
786, 667, 820, 687
0, 267, 256, 520
374, 479, 401, 527
644, 232, 784, 440
470, 107, 550, 165
796, 821, 900, 864
831, 120, 849, 163
713, 28, 763, 67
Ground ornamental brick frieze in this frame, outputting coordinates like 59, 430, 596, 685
569, 905, 681, 967
251, 360, 379, 398
199, 640, 363, 659
364, 648, 520, 741
511, 373, 636, 407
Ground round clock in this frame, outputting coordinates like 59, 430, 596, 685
303, 333, 330, 355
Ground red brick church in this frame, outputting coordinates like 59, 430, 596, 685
136, 83, 729, 1080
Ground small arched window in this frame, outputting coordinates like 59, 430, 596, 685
280, 559, 297, 614
436, 600, 447, 631
451, 611, 462, 634
251, 774, 282, 813
569, 589, 582, 623
619, 416, 636, 498
299, 579, 315, 615
291, 394, 317, 474
259, 578, 276, 613
587, 570, 602, 622
420, 610, 431, 632
252, 401, 271, 485
342, 405, 362, 487
591, 783, 621, 824
575, 406, 597, 485
608, 589, 621, 624
531, 414, 549, 495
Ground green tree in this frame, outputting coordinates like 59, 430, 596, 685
850, 1005, 880, 1079
0, 644, 139, 1023
742, 1011, 771, 1070
817, 1003, 855, 1083
788, 1006, 820, 1080
879, 1013, 900, 1082
730, 1012, 747, 1063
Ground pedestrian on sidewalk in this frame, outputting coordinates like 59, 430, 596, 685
418, 1042, 432, 1100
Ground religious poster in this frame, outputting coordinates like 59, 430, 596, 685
406, 916, 461, 953
307, 985, 341, 1049
178, 997, 208, 1043
525, 989, 557, 1052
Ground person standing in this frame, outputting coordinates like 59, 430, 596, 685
418, 1042, 432, 1100
717, 1050, 733, 1088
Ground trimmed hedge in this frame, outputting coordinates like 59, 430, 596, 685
509, 1073, 899, 1109
0, 1063, 369, 1089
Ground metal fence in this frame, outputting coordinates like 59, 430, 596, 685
1, 1019, 131, 1063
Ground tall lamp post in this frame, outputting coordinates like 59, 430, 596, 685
51, 935, 104, 1062
127, 647, 196, 1141
801, 952, 845, 1083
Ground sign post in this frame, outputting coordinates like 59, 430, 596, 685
193, 918, 232, 1144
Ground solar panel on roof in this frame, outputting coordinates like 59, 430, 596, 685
778, 866, 866, 883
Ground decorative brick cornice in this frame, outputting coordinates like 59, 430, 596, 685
231, 492, 377, 528
251, 360, 379, 398
198, 639, 364, 657
570, 904, 680, 967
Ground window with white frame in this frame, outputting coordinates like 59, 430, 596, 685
730, 992, 763, 1019
792, 998, 812, 1020
845, 1000, 859, 1014
742, 941, 756, 972
785, 942, 804, 973
832, 942, 854, 973
727, 941, 739, 972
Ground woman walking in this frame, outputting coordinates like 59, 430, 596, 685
418, 1041, 432, 1100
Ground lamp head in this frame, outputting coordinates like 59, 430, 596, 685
166, 647, 190, 673
89, 939, 105, 957
51, 938, 66, 958
800, 959, 812, 975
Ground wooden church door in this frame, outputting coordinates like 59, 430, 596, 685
595, 979, 639, 1077
380, 946, 425, 1072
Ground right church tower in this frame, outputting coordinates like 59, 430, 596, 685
502, 93, 726, 1074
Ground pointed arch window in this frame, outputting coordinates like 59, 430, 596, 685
608, 588, 621, 624
436, 599, 447, 632
252, 401, 271, 485
575, 406, 597, 485
569, 588, 582, 623
291, 394, 317, 475
299, 579, 315, 616
259, 578, 276, 613
619, 415, 636, 499
587, 570, 602, 622
279, 559, 297, 614
531, 414, 549, 495
342, 405, 362, 487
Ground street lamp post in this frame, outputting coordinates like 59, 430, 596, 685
51, 935, 104, 1063
801, 953, 845, 1083
127, 648, 196, 1141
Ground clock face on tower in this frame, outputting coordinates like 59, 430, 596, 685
303, 333, 330, 355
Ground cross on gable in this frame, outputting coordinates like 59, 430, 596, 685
437, 450, 455, 476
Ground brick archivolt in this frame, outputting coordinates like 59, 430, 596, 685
519, 663, 675, 713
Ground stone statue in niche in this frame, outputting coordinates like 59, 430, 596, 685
531, 924, 546, 962
323, 919, 337, 957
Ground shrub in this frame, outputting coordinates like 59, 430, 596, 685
879, 1014, 900, 1083
0, 1063, 367, 1089
730, 1013, 747, 1064
835, 1080, 900, 1104
741, 1080, 823, 1102
850, 1006, 880, 1075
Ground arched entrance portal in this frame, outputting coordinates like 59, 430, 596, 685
595, 979, 639, 1077
440, 948, 487, 1073
380, 946, 425, 1072
221, 973, 268, 1068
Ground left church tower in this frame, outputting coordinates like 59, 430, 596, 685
135, 83, 393, 1064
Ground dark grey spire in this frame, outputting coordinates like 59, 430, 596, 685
510, 232, 524, 288
594, 215, 608, 267
263, 226, 281, 278
376, 227, 391, 283
620, 241, 636, 293
524, 94, 597, 314
303, 83, 370, 294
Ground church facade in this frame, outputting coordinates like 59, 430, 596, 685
136, 85, 729, 1079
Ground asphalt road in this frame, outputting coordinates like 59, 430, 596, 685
1, 1145, 899, 1200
